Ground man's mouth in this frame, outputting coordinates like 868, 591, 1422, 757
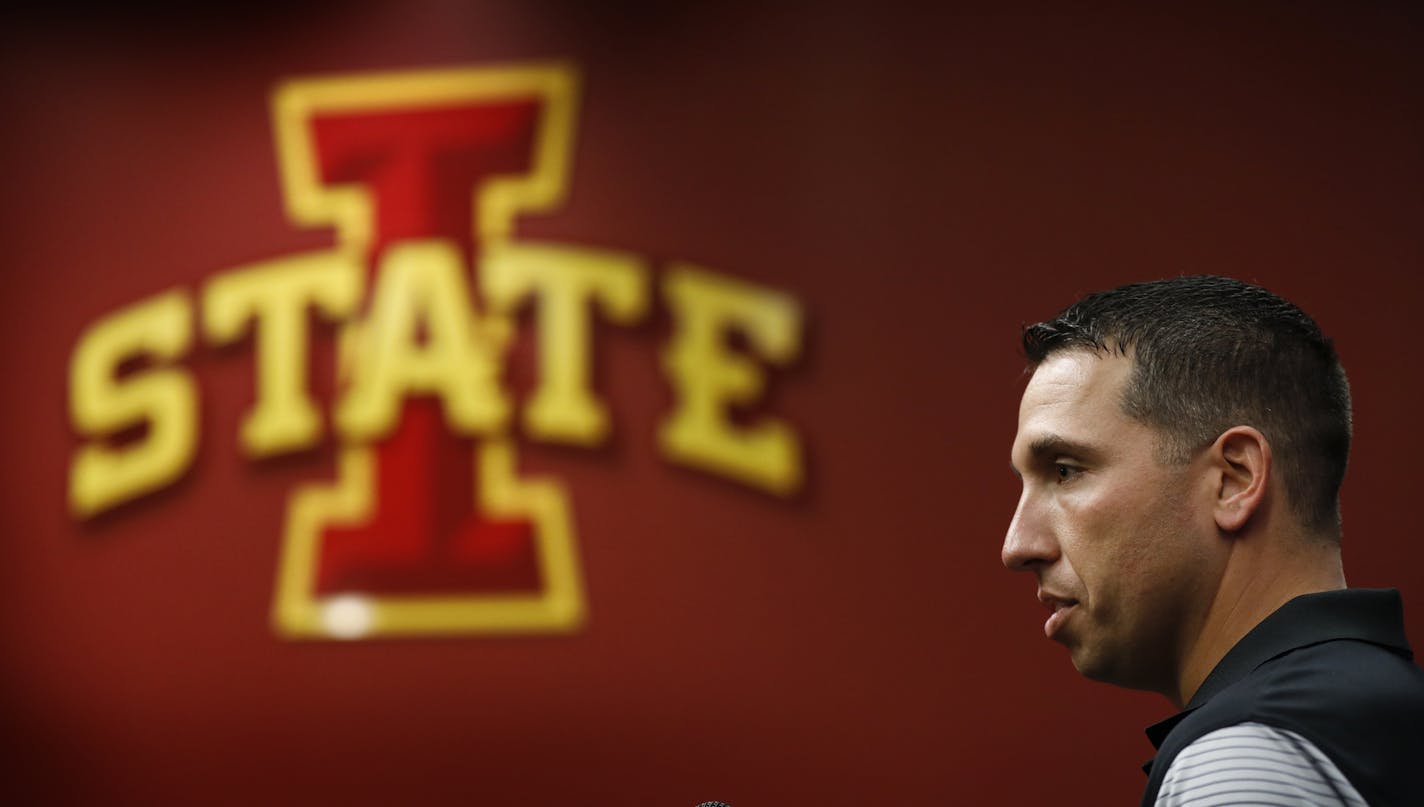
1037, 592, 1079, 639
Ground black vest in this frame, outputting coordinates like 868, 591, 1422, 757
1140, 589, 1424, 807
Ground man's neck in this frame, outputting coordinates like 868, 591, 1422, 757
1171, 533, 1346, 708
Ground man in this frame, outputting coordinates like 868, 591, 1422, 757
1002, 276, 1424, 806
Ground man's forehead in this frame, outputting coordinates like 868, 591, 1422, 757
1011, 350, 1137, 460
1021, 350, 1132, 412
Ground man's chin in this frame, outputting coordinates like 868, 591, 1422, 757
1068, 649, 1101, 680
1068, 644, 1118, 684
1059, 629, 1136, 686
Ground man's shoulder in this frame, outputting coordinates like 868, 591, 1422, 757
1177, 636, 1424, 742
1226, 636, 1424, 720
1157, 638, 1424, 807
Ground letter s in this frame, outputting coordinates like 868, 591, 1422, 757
69, 289, 197, 517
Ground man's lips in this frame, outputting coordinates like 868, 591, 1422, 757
1037, 591, 1079, 639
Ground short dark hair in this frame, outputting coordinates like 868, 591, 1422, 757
1022, 275, 1352, 536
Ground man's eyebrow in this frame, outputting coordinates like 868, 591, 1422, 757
1028, 434, 1088, 460
1016, 434, 1098, 467
1010, 434, 1097, 478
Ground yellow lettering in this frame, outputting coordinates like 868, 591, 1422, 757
658, 265, 802, 494
337, 239, 509, 440
202, 251, 361, 456
69, 290, 197, 517
483, 242, 648, 444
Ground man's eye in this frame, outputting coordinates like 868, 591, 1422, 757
1054, 463, 1081, 482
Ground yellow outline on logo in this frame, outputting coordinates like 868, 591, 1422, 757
268, 63, 587, 639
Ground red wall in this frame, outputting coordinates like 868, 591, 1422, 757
3, 3, 1421, 804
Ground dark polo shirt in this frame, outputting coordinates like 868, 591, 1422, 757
1140, 589, 1424, 807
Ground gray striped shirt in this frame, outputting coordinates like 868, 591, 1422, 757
1154, 722, 1366, 806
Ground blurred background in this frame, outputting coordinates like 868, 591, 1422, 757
3, 2, 1421, 804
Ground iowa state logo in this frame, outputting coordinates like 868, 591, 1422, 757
66, 63, 804, 640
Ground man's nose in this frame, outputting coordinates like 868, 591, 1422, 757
1002, 491, 1057, 571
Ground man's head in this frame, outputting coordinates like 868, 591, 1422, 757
1002, 275, 1352, 697
1021, 275, 1352, 535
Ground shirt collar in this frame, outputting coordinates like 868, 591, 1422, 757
1144, 588, 1413, 751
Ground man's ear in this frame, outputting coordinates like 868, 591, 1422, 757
1210, 426, 1271, 533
